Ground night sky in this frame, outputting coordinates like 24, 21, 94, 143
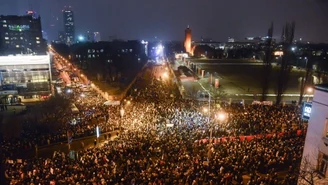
0, 0, 327, 42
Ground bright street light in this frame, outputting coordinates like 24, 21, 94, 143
203, 107, 208, 113
162, 72, 169, 79
216, 112, 226, 121
307, 87, 313, 93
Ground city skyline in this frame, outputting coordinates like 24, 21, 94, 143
0, 0, 327, 42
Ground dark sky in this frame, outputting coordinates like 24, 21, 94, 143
0, 0, 327, 42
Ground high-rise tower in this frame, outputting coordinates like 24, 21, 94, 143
184, 26, 192, 54
63, 7, 75, 45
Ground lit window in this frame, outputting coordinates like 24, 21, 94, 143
16, 45, 20, 48
92, 49, 95, 53
5, 32, 8, 35
4, 37, 9, 40
92, 54, 95, 58
88, 49, 91, 53
3, 24, 7, 27
88, 55, 91, 58
100, 49, 104, 52
130, 49, 133, 52
20, 37, 23, 40
36, 41, 40, 44
5, 41, 9, 44
2, 20, 6, 23
36, 37, 40, 40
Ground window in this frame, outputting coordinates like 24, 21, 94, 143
100, 49, 104, 53
2, 20, 6, 23
20, 37, 23, 40
3, 24, 7, 27
130, 49, 133, 52
88, 55, 91, 58
88, 49, 91, 53
36, 41, 40, 44
319, 153, 328, 176
36, 37, 40, 40
4, 37, 9, 40
16, 45, 19, 48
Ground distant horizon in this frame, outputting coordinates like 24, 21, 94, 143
0, 0, 327, 43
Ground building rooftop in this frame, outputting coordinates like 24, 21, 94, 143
315, 84, 328, 93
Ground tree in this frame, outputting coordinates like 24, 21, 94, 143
261, 22, 274, 101
276, 22, 295, 105
211, 88, 227, 103
299, 57, 313, 105
297, 154, 326, 185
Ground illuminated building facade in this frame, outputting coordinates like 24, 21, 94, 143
63, 8, 75, 44
184, 26, 192, 55
0, 15, 46, 55
0, 55, 51, 100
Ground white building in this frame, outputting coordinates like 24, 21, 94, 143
300, 84, 328, 184
0, 55, 52, 100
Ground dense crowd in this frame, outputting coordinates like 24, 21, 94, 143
3, 64, 306, 184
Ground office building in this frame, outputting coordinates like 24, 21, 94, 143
0, 15, 46, 55
0, 55, 52, 101
300, 84, 328, 184
63, 8, 75, 44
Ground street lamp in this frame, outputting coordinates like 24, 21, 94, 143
306, 87, 313, 102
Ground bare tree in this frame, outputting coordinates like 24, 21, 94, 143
299, 57, 313, 105
261, 22, 274, 101
297, 154, 327, 185
276, 22, 295, 105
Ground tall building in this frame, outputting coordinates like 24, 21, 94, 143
184, 26, 192, 54
93, 32, 101, 42
0, 15, 46, 55
63, 8, 75, 45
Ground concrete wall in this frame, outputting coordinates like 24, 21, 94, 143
302, 88, 328, 173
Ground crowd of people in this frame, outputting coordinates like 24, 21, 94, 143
3, 63, 306, 184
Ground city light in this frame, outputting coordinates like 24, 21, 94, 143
78, 35, 85, 41
162, 72, 169, 79
307, 87, 313, 93
156, 44, 164, 56
203, 107, 208, 113
216, 112, 226, 121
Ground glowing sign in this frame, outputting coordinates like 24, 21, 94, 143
274, 51, 283, 56
8, 25, 30, 31
302, 102, 312, 120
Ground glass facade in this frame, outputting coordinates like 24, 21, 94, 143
0, 55, 51, 95
0, 64, 50, 93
